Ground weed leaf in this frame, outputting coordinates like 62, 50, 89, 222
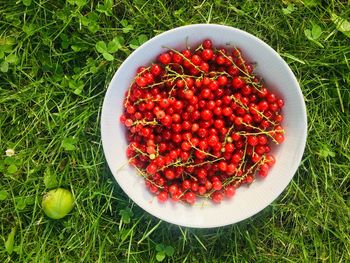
304, 23, 324, 47
138, 34, 148, 45
102, 52, 114, 61
44, 168, 58, 189
0, 190, 8, 201
164, 246, 174, 256
311, 24, 322, 39
1, 61, 9, 72
317, 145, 336, 158
96, 41, 108, 54
155, 244, 164, 252
282, 4, 295, 15
120, 19, 128, 27
5, 227, 16, 255
331, 13, 350, 38
67, 0, 86, 7
112, 36, 125, 49
303, 0, 319, 7
107, 41, 119, 53
7, 164, 18, 174
62, 137, 78, 151
5, 54, 19, 64
156, 251, 166, 262
16, 197, 26, 210
22, 0, 31, 6
119, 209, 133, 224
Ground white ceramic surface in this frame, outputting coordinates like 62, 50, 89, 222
101, 24, 307, 228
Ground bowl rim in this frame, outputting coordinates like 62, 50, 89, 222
101, 23, 308, 228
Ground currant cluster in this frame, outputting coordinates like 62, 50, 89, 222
120, 39, 285, 205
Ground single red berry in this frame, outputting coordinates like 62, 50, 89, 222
146, 164, 157, 175
266, 155, 276, 166
191, 54, 202, 66
234, 117, 243, 126
228, 65, 239, 76
212, 180, 222, 191
155, 110, 165, 120
248, 136, 259, 146
267, 93, 276, 103
209, 80, 219, 91
159, 53, 171, 65
207, 134, 219, 147
198, 186, 206, 195
225, 186, 236, 198
195, 150, 206, 159
214, 119, 225, 129
275, 114, 283, 122
136, 77, 147, 87
149, 184, 158, 194
202, 39, 212, 49
169, 184, 179, 196
197, 128, 208, 138
277, 98, 284, 108
218, 75, 228, 86
212, 191, 224, 203
258, 100, 269, 111
182, 49, 191, 58
243, 114, 253, 124
258, 135, 268, 145
216, 56, 226, 65
191, 182, 199, 192
181, 141, 191, 151
196, 168, 207, 179
161, 115, 172, 126
172, 53, 183, 64
165, 169, 175, 180
275, 133, 285, 144
205, 180, 212, 190
124, 119, 133, 127
159, 98, 170, 109
218, 161, 228, 172
259, 163, 270, 173
173, 133, 183, 144
144, 72, 154, 84
252, 153, 262, 163
185, 192, 196, 205
232, 77, 245, 89
185, 77, 194, 88
269, 102, 278, 112
241, 85, 252, 96
255, 145, 266, 155
231, 153, 241, 163
201, 49, 214, 61
157, 191, 168, 202
201, 109, 213, 121
151, 64, 162, 76
182, 180, 191, 190
227, 163, 236, 175
260, 120, 270, 129
245, 175, 254, 184
259, 169, 268, 177
184, 90, 194, 100
222, 107, 233, 117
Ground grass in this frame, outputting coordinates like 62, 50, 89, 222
1, 0, 349, 262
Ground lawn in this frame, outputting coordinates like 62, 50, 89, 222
1, 0, 349, 262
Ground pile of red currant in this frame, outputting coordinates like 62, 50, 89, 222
120, 39, 285, 205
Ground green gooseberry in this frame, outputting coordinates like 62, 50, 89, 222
42, 188, 74, 219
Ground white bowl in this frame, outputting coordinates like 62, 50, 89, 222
101, 24, 307, 228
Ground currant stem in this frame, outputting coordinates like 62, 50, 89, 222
163, 46, 205, 74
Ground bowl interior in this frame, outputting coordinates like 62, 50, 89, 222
101, 24, 307, 228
